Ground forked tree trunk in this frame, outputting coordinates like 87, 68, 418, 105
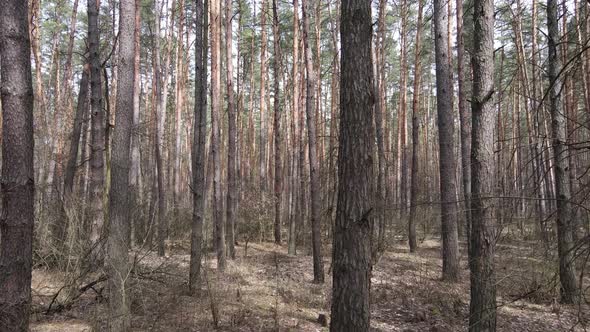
0, 1, 35, 329
330, 0, 374, 328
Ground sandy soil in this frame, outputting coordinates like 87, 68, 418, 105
29, 239, 589, 331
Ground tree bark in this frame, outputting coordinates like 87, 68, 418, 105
131, 0, 142, 246
409, 0, 424, 254
259, 0, 268, 191
87, 0, 106, 256
190, 0, 208, 293
211, 0, 226, 271
173, 0, 185, 218
456, 0, 471, 254
288, 0, 300, 255
0, 1, 35, 329
398, 0, 408, 217
434, 0, 459, 281
547, 0, 579, 304
225, 0, 237, 258
330, 0, 374, 327
469, 0, 497, 327
302, 0, 324, 283
272, 0, 283, 245
106, 0, 136, 329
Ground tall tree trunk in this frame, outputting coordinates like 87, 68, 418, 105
302, 0, 324, 283
373, 0, 387, 257
288, 0, 301, 255
173, 0, 185, 217
107, 0, 136, 329
272, 0, 283, 245
259, 0, 268, 191
330, 0, 374, 327
190, 0, 208, 293
131, 0, 143, 246
157, 0, 176, 252
226, 0, 237, 258
29, 0, 50, 187
408, 0, 424, 253
87, 0, 106, 255
469, 0, 497, 327
0, 1, 35, 329
211, 0, 226, 271
547, 0, 579, 304
456, 0, 471, 253
154, 0, 168, 257
398, 0, 408, 217
434, 0, 459, 281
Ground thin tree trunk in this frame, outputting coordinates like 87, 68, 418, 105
547, 0, 579, 303
288, 0, 301, 255
409, 0, 424, 253
173, 0, 185, 218
434, 0, 459, 281
259, 0, 268, 191
272, 0, 283, 245
131, 0, 143, 246
302, 0, 324, 283
211, 0, 226, 271
456, 0, 471, 253
64, 65, 91, 196
87, 0, 106, 256
154, 0, 168, 257
190, 0, 208, 293
226, 0, 237, 258
373, 0, 387, 257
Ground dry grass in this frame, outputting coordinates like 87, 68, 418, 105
30, 238, 589, 331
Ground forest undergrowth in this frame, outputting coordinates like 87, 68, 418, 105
28, 237, 590, 331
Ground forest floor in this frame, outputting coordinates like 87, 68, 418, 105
29, 238, 590, 331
